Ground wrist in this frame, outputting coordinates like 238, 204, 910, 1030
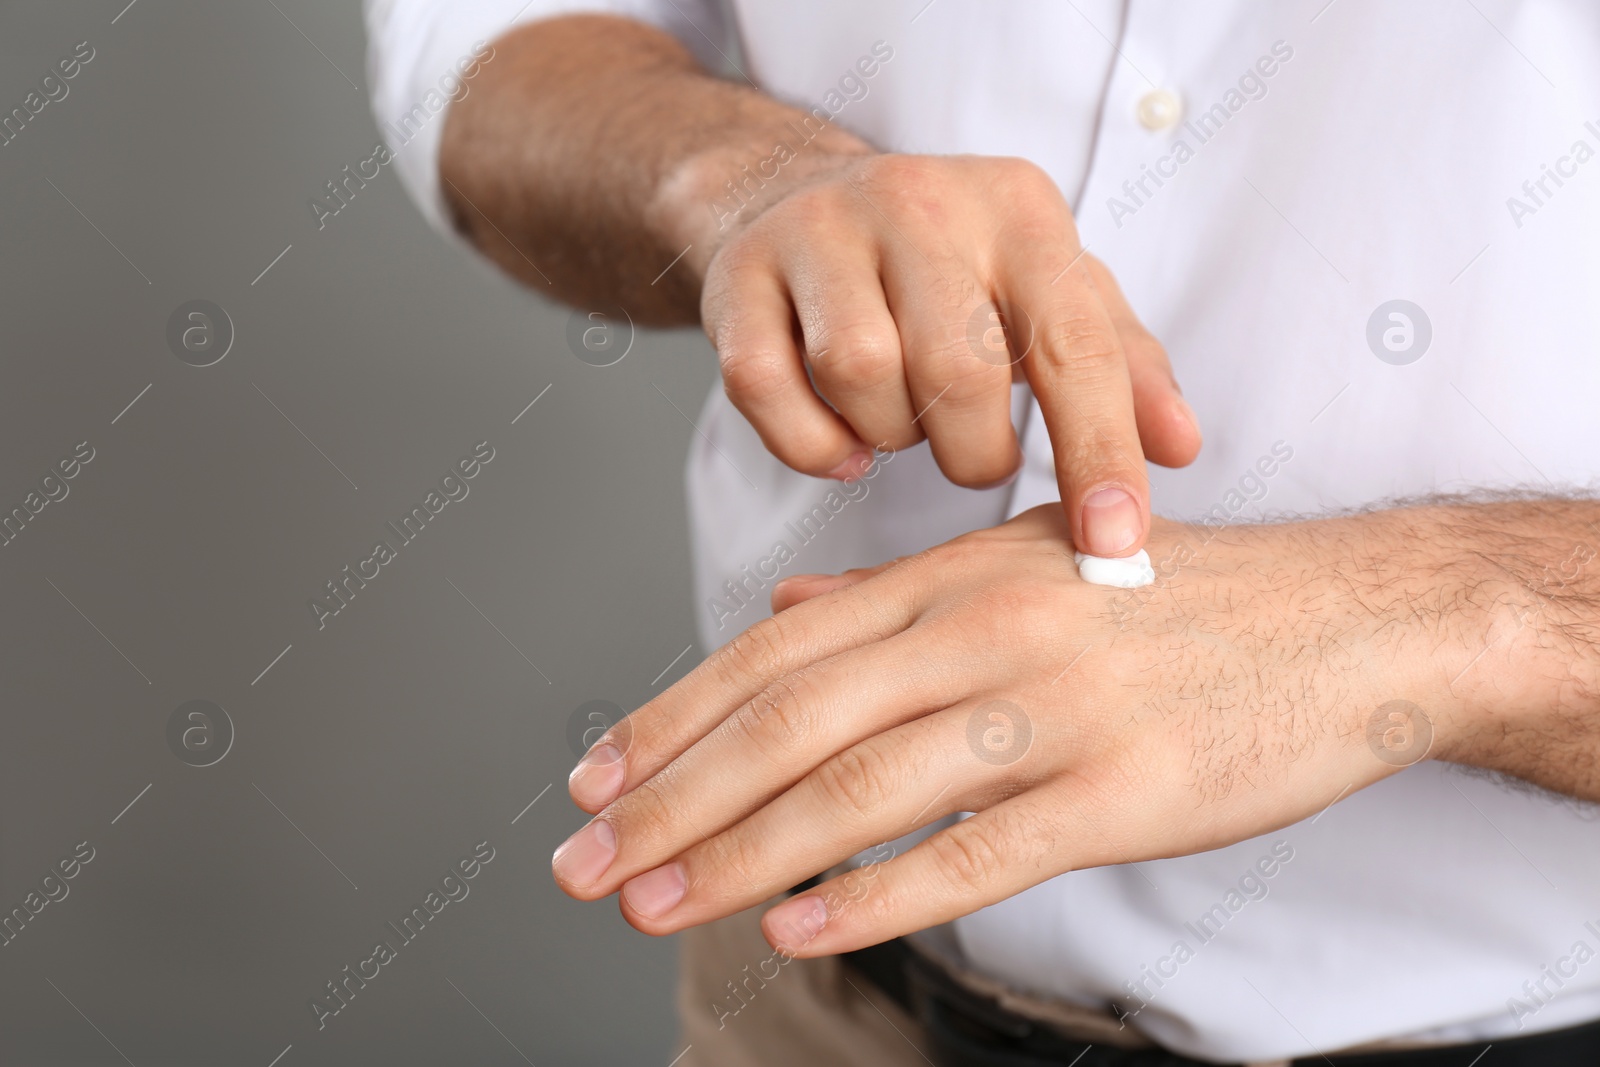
646, 133, 874, 284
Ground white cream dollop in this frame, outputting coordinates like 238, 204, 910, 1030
1074, 549, 1156, 588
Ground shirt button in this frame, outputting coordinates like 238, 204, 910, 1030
1136, 89, 1183, 131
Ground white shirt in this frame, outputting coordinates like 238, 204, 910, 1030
365, 1, 1600, 1060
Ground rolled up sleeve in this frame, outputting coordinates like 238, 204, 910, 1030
362, 0, 730, 232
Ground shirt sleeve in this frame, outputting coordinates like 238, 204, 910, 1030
362, 0, 731, 233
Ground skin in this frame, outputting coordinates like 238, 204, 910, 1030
436, 18, 1600, 955
557, 500, 1600, 955
440, 15, 1201, 557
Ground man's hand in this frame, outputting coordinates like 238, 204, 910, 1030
690, 153, 1201, 556
441, 16, 1200, 556
553, 501, 1599, 955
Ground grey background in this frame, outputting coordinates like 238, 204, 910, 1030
0, 2, 712, 1063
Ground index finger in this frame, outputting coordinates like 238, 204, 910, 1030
1006, 252, 1150, 557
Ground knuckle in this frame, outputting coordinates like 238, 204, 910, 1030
991, 155, 1052, 191
858, 874, 900, 925
615, 778, 675, 846
830, 867, 898, 926
786, 186, 855, 232
705, 236, 768, 288
622, 711, 697, 774
716, 615, 793, 687
858, 153, 937, 192
933, 347, 1010, 401
1039, 316, 1121, 373
988, 158, 1073, 231
814, 742, 900, 820
727, 672, 819, 763
856, 156, 953, 224
720, 346, 794, 406
701, 243, 777, 327
705, 830, 766, 893
927, 823, 1008, 892
811, 329, 900, 387
933, 273, 985, 315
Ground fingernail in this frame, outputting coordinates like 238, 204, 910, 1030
622, 863, 687, 919
826, 450, 872, 482
1081, 487, 1141, 555
1177, 395, 1199, 429
764, 894, 829, 951
552, 820, 616, 888
569, 743, 625, 808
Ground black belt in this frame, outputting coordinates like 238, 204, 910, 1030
842, 935, 1600, 1067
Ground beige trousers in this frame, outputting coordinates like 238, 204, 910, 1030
676, 900, 1296, 1067
677, 896, 934, 1067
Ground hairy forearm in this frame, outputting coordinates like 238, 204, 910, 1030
1272, 497, 1600, 798
1402, 497, 1600, 796
1130, 497, 1600, 799
437, 14, 873, 323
